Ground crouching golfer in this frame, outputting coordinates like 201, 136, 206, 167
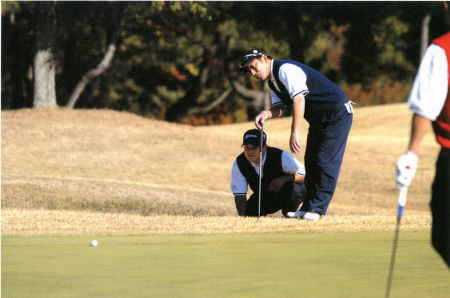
230, 129, 307, 217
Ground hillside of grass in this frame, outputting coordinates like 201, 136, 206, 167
1, 104, 439, 234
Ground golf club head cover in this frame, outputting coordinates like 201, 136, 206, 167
396, 151, 418, 188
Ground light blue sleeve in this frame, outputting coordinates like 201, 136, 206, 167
230, 160, 248, 195
281, 151, 305, 176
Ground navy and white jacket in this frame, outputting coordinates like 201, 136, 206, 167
269, 59, 348, 123
230, 147, 305, 196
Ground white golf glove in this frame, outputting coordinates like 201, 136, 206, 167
396, 151, 418, 188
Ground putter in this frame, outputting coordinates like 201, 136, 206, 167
385, 186, 408, 298
258, 122, 264, 218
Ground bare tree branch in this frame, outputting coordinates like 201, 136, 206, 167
188, 87, 233, 115
66, 31, 117, 109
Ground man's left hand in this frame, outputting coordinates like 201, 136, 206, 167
396, 151, 418, 188
290, 132, 302, 155
268, 177, 285, 192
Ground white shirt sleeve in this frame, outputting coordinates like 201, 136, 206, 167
281, 151, 306, 176
230, 160, 248, 196
270, 89, 283, 107
408, 44, 448, 121
279, 63, 310, 100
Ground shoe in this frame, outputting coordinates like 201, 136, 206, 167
286, 211, 321, 221
286, 211, 306, 218
302, 212, 321, 221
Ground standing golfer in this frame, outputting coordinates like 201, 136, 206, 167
396, 32, 450, 268
239, 49, 353, 220
230, 129, 307, 217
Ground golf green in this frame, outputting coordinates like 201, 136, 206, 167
2, 231, 449, 298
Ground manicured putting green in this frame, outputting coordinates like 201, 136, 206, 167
2, 231, 449, 298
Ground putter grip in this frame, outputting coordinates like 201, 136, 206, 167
397, 187, 407, 220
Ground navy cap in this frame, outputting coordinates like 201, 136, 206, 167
242, 129, 267, 147
239, 49, 265, 75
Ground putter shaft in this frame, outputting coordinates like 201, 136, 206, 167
258, 123, 263, 218
385, 219, 401, 298
385, 186, 408, 298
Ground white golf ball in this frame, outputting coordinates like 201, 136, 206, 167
91, 240, 98, 247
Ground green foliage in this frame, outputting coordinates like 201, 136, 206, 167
373, 16, 415, 76
1, 1, 20, 16
1, 1, 448, 121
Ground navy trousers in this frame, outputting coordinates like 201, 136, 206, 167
301, 102, 353, 215
430, 148, 450, 268
246, 182, 307, 217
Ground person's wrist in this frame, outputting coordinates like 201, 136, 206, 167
262, 110, 269, 119
405, 150, 418, 163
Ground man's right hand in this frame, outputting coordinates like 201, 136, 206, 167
255, 111, 269, 130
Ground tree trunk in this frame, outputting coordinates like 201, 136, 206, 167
445, 2, 450, 32
420, 14, 431, 61
33, 2, 57, 109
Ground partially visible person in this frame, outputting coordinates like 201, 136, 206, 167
230, 129, 307, 217
396, 32, 450, 269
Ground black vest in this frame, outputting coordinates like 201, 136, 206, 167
236, 147, 285, 195
268, 59, 347, 123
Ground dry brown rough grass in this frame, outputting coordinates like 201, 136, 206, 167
1, 104, 438, 235
1, 209, 431, 235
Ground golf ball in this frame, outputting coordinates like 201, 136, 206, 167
91, 240, 98, 247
